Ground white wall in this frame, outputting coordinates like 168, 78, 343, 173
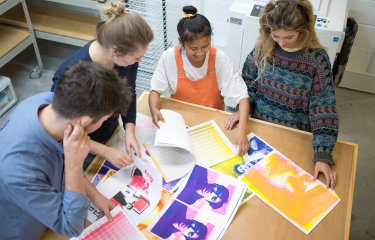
165, 0, 233, 51
339, 0, 375, 93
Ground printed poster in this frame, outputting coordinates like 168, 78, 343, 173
188, 120, 237, 167
211, 133, 273, 177
88, 156, 163, 225
240, 151, 341, 234
71, 206, 145, 240
137, 188, 175, 240
91, 113, 183, 191
149, 165, 247, 240
210, 133, 274, 203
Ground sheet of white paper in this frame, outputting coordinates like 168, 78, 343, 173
146, 143, 195, 182
188, 120, 237, 167
155, 109, 192, 153
106, 113, 157, 159
135, 113, 158, 145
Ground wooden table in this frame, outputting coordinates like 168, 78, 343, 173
41, 92, 358, 240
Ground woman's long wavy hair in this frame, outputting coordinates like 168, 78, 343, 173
255, 0, 323, 70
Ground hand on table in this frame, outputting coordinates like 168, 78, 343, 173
224, 111, 240, 130
314, 161, 336, 189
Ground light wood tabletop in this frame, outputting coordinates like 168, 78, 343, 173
40, 92, 358, 240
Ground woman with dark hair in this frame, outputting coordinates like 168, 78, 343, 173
226, 0, 338, 188
51, 1, 154, 169
148, 5, 249, 156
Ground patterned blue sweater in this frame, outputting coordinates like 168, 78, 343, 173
242, 46, 338, 165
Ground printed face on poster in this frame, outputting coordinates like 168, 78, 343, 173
149, 165, 247, 240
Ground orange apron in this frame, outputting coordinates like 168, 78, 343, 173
171, 46, 224, 110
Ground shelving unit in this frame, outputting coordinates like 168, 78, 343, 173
0, 0, 170, 94
0, 0, 43, 78
0, 4, 97, 47
43, 0, 105, 11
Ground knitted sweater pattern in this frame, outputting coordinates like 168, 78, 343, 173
242, 47, 338, 164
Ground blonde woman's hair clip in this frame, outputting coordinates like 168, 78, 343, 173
181, 12, 196, 19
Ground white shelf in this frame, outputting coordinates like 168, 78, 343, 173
43, 0, 105, 11
0, 24, 32, 68
0, 0, 21, 15
1, 0, 168, 93
0, 4, 97, 46
0, 0, 43, 75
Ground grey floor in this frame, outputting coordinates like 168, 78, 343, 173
1, 40, 374, 239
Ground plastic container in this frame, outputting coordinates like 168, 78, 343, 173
0, 76, 17, 117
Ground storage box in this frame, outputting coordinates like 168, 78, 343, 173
0, 76, 17, 117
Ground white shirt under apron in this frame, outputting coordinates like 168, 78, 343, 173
150, 46, 249, 105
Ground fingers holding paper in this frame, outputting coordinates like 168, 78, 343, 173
148, 90, 165, 128
125, 124, 141, 158
105, 147, 133, 169
96, 197, 116, 222
151, 109, 165, 128
236, 131, 249, 156
85, 177, 116, 221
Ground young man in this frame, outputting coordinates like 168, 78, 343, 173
0, 61, 132, 239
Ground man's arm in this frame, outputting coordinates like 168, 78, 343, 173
236, 98, 250, 155
83, 177, 115, 221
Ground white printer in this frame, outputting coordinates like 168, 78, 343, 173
226, 0, 348, 70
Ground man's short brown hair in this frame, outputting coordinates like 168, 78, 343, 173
53, 61, 132, 122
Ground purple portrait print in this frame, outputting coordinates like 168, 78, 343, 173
177, 165, 231, 213
151, 200, 210, 240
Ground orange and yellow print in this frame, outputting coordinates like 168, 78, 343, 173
240, 152, 340, 234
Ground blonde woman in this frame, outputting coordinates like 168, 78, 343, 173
227, 0, 338, 188
51, 2, 154, 169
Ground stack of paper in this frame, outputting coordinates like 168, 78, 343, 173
149, 164, 247, 240
88, 156, 163, 224
145, 110, 196, 183
145, 109, 237, 183
71, 206, 145, 240
89, 112, 341, 237
238, 136, 341, 234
